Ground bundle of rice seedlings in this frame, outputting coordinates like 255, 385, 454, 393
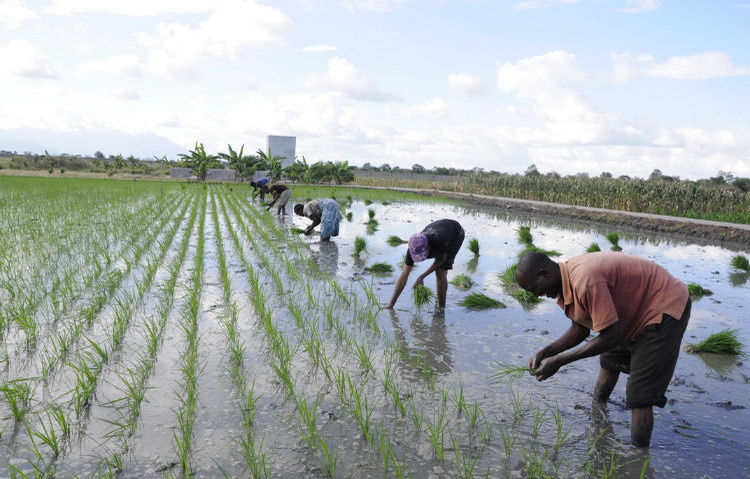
586, 243, 601, 253
364, 199, 373, 205
685, 329, 743, 356
606, 232, 620, 249
687, 282, 713, 297
386, 235, 407, 246
367, 208, 376, 221
366, 262, 394, 274
511, 289, 542, 304
459, 292, 506, 310
518, 226, 533, 245
489, 362, 533, 381
382, 201, 391, 206
500, 263, 518, 285
346, 212, 353, 222
520, 244, 562, 257
468, 238, 480, 256
449, 274, 474, 290
412, 285, 434, 309
290, 227, 306, 235
353, 236, 367, 256
731, 254, 749, 272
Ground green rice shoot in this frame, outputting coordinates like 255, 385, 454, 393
489, 362, 533, 381
346, 212, 353, 222
387, 235, 407, 246
353, 236, 367, 256
290, 227, 306, 235
586, 242, 601, 253
500, 263, 518, 285
520, 244, 562, 258
368, 208, 376, 220
606, 231, 620, 247
449, 274, 474, 290
412, 285, 434, 309
518, 226, 533, 245
511, 289, 542, 304
687, 282, 713, 297
366, 262, 394, 274
686, 329, 743, 356
459, 292, 506, 310
468, 238, 480, 256
731, 254, 750, 272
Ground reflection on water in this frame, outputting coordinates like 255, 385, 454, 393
696, 353, 739, 377
388, 309, 453, 379
587, 401, 654, 478
465, 256, 479, 273
311, 240, 339, 277
729, 271, 749, 287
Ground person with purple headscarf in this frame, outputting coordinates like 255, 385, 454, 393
386, 219, 464, 309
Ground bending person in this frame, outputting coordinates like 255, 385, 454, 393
294, 198, 341, 242
386, 219, 464, 310
250, 177, 269, 202
265, 183, 291, 215
515, 251, 690, 448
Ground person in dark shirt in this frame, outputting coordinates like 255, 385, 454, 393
265, 184, 291, 215
386, 219, 464, 309
250, 177, 270, 202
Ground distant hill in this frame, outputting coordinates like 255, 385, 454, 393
0, 128, 185, 159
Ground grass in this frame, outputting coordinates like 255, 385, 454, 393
468, 238, 480, 256
731, 254, 749, 271
353, 236, 367, 256
686, 329, 743, 355
412, 284, 434, 309
386, 235, 407, 246
449, 274, 474, 290
367, 262, 394, 274
520, 244, 561, 257
587, 242, 601, 253
606, 231, 620, 248
290, 227, 306, 235
459, 292, 506, 310
518, 226, 533, 244
511, 289, 542, 303
490, 362, 534, 381
500, 263, 518, 285
687, 282, 713, 297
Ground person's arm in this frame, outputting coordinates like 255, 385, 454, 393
414, 252, 447, 286
529, 321, 590, 369
266, 194, 279, 209
533, 322, 620, 380
386, 264, 413, 308
304, 217, 321, 234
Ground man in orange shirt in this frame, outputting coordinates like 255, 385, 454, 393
515, 251, 690, 447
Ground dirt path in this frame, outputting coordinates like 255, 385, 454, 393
336, 185, 750, 247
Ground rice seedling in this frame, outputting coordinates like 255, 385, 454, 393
426, 408, 447, 462
364, 199, 373, 205
731, 254, 749, 271
685, 329, 743, 355
367, 208, 376, 221
353, 236, 367, 256
490, 362, 533, 381
587, 242, 601, 253
518, 226, 533, 244
0, 380, 32, 421
449, 274, 474, 290
687, 282, 713, 297
366, 262, 394, 274
520, 243, 562, 257
290, 227, 306, 235
386, 235, 407, 246
500, 263, 518, 285
511, 289, 542, 304
606, 231, 620, 249
346, 211, 353, 222
468, 238, 480, 256
459, 292, 506, 310
412, 284, 434, 309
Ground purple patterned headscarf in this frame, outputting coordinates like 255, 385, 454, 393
408, 234, 429, 262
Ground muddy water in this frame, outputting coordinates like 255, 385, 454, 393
283, 198, 750, 478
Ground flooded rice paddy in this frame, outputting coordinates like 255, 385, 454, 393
0, 177, 747, 478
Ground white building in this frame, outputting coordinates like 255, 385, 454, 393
267, 135, 296, 168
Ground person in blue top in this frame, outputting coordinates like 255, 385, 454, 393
250, 177, 270, 202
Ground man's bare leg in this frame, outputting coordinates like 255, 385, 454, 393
435, 269, 448, 308
593, 368, 619, 402
631, 407, 653, 447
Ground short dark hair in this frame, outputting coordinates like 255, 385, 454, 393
294, 203, 304, 215
517, 251, 555, 277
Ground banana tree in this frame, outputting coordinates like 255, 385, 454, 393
178, 142, 221, 181
256, 147, 285, 180
284, 156, 309, 183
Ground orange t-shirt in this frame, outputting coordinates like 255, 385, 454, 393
556, 252, 688, 341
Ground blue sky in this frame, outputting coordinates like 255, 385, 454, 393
0, 0, 748, 178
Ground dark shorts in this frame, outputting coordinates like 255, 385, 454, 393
599, 298, 691, 409
440, 228, 465, 271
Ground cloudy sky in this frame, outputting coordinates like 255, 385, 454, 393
1, 0, 748, 178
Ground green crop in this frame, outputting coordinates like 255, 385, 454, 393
518, 226, 533, 244
386, 235, 407, 246
353, 236, 367, 256
687, 282, 713, 297
731, 254, 749, 271
468, 238, 480, 256
511, 289, 542, 303
459, 292, 506, 310
586, 242, 601, 253
686, 329, 743, 355
367, 262, 394, 274
412, 285, 434, 309
449, 274, 474, 290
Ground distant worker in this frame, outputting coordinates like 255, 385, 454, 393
294, 198, 341, 242
515, 251, 690, 448
250, 177, 270, 202
386, 219, 465, 310
265, 183, 291, 215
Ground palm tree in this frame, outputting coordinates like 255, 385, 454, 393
178, 142, 221, 181
256, 146, 285, 180
113, 154, 125, 170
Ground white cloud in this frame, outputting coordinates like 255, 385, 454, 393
307, 57, 396, 102
111, 88, 140, 100
398, 97, 449, 117
513, 0, 581, 11
44, 0, 213, 16
615, 0, 658, 13
0, 0, 39, 28
299, 44, 339, 53
340, 0, 415, 13
81, 54, 144, 77
448, 73, 488, 96
611, 52, 750, 82
0, 39, 60, 79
